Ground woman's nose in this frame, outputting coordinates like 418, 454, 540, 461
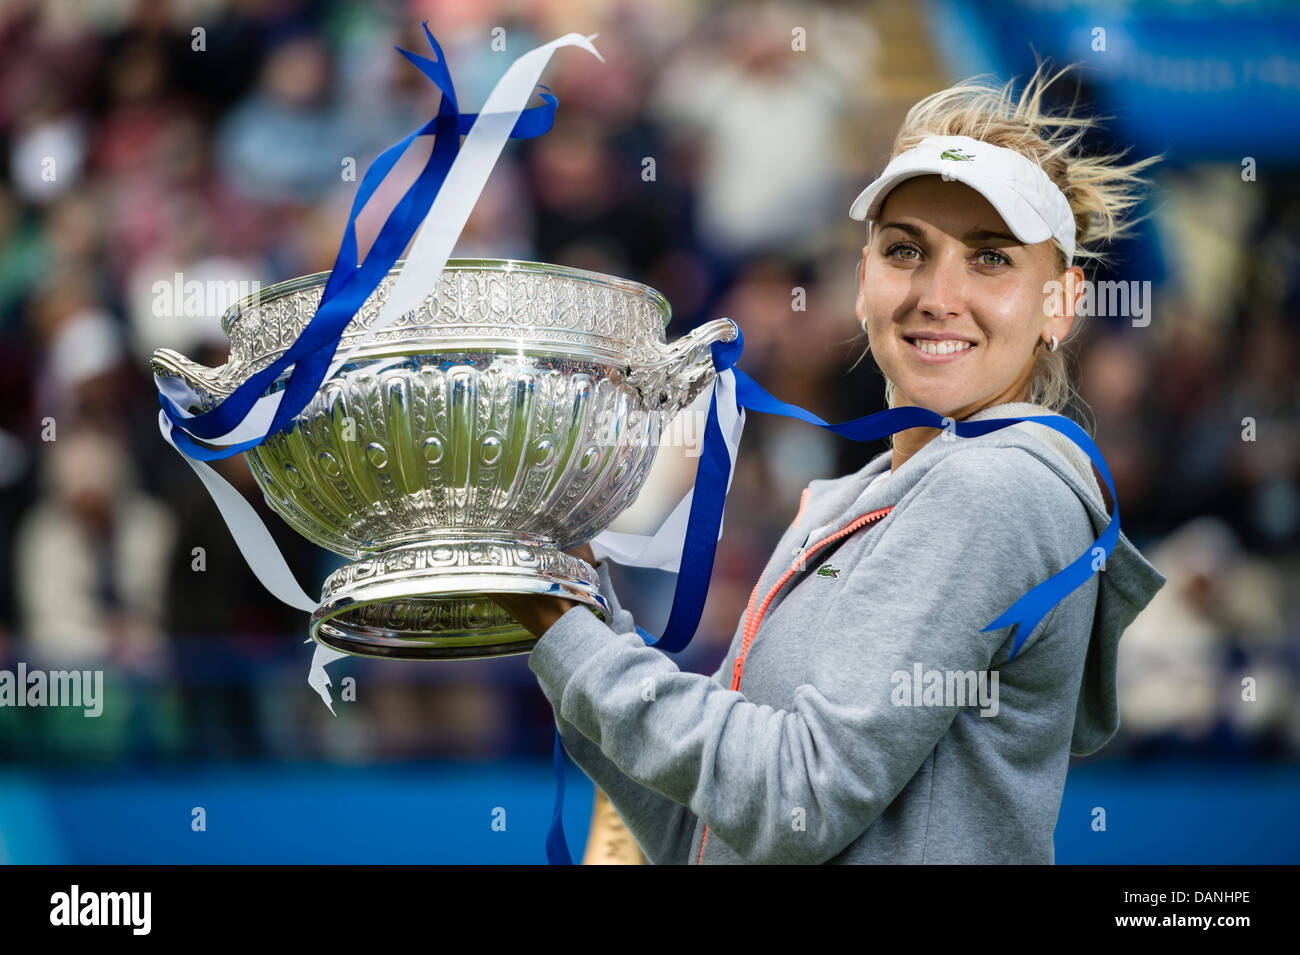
915, 254, 967, 320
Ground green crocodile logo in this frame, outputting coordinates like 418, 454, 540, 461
939, 148, 974, 161
816, 564, 841, 579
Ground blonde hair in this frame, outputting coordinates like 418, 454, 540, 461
856, 59, 1163, 432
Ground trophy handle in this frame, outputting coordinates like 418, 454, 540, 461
151, 347, 236, 410
627, 317, 738, 420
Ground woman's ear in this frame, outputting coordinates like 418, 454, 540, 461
1042, 264, 1084, 343
855, 247, 869, 329
1057, 265, 1086, 338
1065, 266, 1085, 318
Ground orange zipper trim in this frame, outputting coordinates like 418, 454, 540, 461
695, 504, 895, 864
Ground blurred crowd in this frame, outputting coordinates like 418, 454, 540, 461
0, 0, 1297, 767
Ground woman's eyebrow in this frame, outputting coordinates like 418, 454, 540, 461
878, 221, 923, 238
879, 222, 1020, 245
963, 228, 1020, 244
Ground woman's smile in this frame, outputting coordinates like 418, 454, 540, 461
903, 335, 979, 363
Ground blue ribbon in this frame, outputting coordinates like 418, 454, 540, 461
159, 23, 560, 460
546, 319, 1121, 863
154, 24, 584, 864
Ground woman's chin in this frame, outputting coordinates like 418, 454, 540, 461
894, 387, 966, 418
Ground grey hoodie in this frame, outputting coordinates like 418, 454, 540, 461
529, 401, 1168, 864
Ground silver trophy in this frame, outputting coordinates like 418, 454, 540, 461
152, 259, 736, 661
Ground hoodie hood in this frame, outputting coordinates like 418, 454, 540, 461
964, 402, 1167, 755
801, 400, 1167, 756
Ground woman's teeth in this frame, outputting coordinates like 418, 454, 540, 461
908, 338, 974, 356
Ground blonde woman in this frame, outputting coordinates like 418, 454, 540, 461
492, 62, 1168, 864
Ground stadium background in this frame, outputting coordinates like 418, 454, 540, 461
0, 0, 1297, 862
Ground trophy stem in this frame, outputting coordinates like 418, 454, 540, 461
309, 535, 608, 661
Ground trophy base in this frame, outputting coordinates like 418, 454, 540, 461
308, 536, 609, 661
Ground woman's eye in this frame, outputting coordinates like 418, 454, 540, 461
883, 244, 1010, 267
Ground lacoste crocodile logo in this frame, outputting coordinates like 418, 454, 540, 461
816, 564, 841, 579
939, 148, 974, 161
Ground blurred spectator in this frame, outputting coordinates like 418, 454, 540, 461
1118, 517, 1294, 758
649, 2, 867, 271
215, 32, 369, 204
14, 424, 175, 669
0, 0, 1293, 771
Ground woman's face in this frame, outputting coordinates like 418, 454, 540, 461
855, 175, 1083, 417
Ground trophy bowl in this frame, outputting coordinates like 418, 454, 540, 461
152, 259, 737, 661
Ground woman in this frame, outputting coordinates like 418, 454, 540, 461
490, 63, 1168, 864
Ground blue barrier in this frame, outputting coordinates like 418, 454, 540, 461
1, 760, 1296, 864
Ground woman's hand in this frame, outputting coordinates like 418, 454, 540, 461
485, 545, 599, 640
488, 591, 578, 639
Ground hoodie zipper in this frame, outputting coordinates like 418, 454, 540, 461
696, 503, 895, 865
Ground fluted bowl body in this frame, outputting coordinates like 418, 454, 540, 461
157, 259, 733, 557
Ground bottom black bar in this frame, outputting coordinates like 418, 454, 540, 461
0, 864, 1285, 938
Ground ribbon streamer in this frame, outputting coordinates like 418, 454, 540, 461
157, 25, 601, 453
152, 26, 603, 702
589, 368, 747, 574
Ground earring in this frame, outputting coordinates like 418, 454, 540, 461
1047, 334, 1059, 352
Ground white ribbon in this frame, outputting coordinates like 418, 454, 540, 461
153, 32, 605, 449
589, 369, 745, 573
307, 640, 350, 715
159, 415, 320, 612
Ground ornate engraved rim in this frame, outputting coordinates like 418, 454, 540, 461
306, 538, 611, 661
219, 257, 672, 335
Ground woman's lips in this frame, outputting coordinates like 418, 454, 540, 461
904, 337, 977, 364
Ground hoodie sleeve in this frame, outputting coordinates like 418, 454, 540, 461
529, 447, 1092, 864
546, 558, 701, 865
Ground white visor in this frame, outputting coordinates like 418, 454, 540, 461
848, 134, 1076, 265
